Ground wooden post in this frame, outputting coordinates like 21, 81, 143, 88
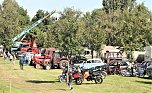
9, 79, 11, 93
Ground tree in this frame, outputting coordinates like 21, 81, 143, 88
0, 0, 30, 49
102, 0, 137, 46
102, 0, 136, 13
117, 3, 152, 51
31, 9, 55, 47
82, 9, 106, 58
47, 8, 83, 56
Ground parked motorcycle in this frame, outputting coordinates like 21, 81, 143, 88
82, 68, 104, 84
91, 66, 107, 79
120, 68, 138, 77
58, 65, 83, 85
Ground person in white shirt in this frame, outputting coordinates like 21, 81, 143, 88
9, 54, 13, 63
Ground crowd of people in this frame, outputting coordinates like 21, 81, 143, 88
2, 49, 26, 70
3, 49, 16, 64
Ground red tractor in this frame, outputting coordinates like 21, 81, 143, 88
32, 48, 69, 70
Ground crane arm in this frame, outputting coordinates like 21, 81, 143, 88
12, 10, 56, 42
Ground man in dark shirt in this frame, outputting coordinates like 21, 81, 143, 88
19, 56, 25, 70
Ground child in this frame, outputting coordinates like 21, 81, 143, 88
9, 54, 13, 63
3, 52, 7, 62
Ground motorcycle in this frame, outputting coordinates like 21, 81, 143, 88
120, 68, 138, 77
82, 68, 104, 84
58, 65, 83, 85
89, 66, 107, 79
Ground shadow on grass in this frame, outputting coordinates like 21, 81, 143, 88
135, 81, 152, 85
56, 89, 67, 91
13, 69, 20, 70
82, 82, 96, 85
138, 77, 152, 80
26, 80, 59, 84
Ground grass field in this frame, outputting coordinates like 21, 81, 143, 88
0, 58, 151, 93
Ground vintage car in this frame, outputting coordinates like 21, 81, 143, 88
74, 58, 105, 70
146, 64, 152, 77
105, 60, 130, 75
136, 61, 152, 77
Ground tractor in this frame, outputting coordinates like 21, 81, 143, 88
32, 48, 69, 70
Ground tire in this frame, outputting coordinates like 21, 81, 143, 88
35, 64, 41, 69
58, 75, 66, 83
54, 65, 58, 69
148, 75, 152, 79
29, 60, 34, 66
75, 78, 82, 85
95, 77, 103, 84
138, 73, 145, 77
45, 65, 51, 70
102, 71, 107, 79
59, 60, 68, 69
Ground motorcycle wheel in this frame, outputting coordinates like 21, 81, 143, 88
95, 77, 103, 84
58, 75, 66, 83
102, 71, 107, 79
138, 74, 145, 77
75, 77, 82, 85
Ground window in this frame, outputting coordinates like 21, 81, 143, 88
86, 61, 91, 63
54, 53, 60, 58
147, 62, 152, 66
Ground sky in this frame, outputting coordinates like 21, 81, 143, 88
0, 0, 152, 18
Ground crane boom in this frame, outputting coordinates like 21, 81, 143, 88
12, 10, 56, 42
11, 10, 56, 51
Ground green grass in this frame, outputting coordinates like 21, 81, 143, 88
0, 58, 151, 93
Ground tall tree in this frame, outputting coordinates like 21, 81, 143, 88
0, 0, 30, 49
82, 9, 106, 58
102, 0, 137, 46
117, 3, 152, 51
47, 8, 83, 55
31, 9, 55, 47
102, 0, 136, 13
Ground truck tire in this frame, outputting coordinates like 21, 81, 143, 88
59, 60, 68, 69
35, 64, 41, 69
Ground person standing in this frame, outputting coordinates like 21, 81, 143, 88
3, 51, 7, 62
9, 54, 13, 63
19, 56, 25, 70
12, 52, 16, 64
67, 65, 74, 90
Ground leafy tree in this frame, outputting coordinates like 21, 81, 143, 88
117, 3, 152, 51
31, 9, 55, 47
0, 0, 30, 49
47, 8, 83, 56
82, 9, 106, 58
102, 0, 136, 13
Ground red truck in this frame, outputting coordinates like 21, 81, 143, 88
19, 40, 38, 53
32, 48, 69, 70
